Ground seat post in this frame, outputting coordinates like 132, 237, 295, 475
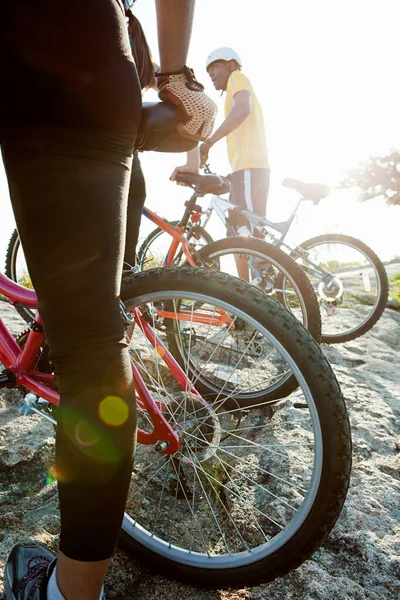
279, 196, 303, 241
178, 191, 202, 228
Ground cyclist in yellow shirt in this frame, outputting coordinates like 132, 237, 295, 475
172, 47, 270, 232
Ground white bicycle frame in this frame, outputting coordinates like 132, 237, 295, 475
198, 194, 331, 282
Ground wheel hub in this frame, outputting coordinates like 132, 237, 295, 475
167, 392, 221, 463
318, 276, 344, 301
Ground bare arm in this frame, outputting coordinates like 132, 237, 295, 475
155, 0, 217, 141
155, 0, 195, 71
208, 91, 252, 145
172, 89, 251, 178
199, 91, 252, 167
170, 147, 200, 181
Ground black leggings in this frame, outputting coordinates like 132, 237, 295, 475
1, 0, 142, 561
124, 151, 147, 268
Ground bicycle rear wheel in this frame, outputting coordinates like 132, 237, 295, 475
294, 234, 389, 343
4, 229, 34, 323
119, 267, 351, 585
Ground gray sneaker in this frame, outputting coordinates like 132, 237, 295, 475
4, 541, 56, 600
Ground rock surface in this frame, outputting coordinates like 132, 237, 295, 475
0, 301, 399, 599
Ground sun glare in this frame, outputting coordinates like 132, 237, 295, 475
1, 1, 399, 263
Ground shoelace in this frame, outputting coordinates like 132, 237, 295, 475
16, 556, 51, 600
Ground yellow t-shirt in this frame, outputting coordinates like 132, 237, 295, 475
224, 71, 269, 173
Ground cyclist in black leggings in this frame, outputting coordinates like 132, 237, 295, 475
124, 12, 157, 270
0, 1, 216, 599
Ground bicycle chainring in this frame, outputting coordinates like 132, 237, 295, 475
16, 329, 54, 374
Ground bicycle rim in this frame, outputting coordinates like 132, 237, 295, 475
200, 245, 310, 328
5, 230, 35, 323
187, 240, 321, 401
297, 237, 386, 341
139, 227, 181, 270
138, 224, 212, 271
119, 273, 349, 580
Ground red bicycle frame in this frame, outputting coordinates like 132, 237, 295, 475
142, 207, 235, 329
142, 207, 197, 268
0, 272, 214, 455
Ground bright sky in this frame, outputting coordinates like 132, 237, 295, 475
1, 0, 399, 268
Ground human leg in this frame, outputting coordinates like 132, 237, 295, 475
124, 151, 147, 269
228, 168, 271, 281
2, 1, 141, 598
3, 127, 138, 600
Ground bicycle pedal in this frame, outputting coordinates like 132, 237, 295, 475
250, 277, 263, 286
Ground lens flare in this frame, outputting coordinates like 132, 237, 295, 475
98, 396, 129, 427
75, 419, 101, 447
45, 467, 57, 486
58, 404, 126, 465
51, 458, 80, 484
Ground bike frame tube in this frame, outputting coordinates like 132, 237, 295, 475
208, 195, 294, 240
131, 357, 180, 453
289, 247, 336, 280
0, 305, 181, 451
202, 195, 331, 283
0, 316, 24, 367
0, 272, 37, 307
156, 309, 234, 328
168, 178, 341, 290
0, 270, 220, 455
141, 206, 236, 328
133, 308, 203, 398
142, 207, 196, 267
0, 314, 60, 404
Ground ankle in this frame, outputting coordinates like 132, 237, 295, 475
47, 567, 104, 600
54, 552, 109, 600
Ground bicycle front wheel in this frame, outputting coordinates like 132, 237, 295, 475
137, 221, 213, 270
119, 267, 351, 585
295, 234, 389, 343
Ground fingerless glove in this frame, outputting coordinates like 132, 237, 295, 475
156, 66, 217, 142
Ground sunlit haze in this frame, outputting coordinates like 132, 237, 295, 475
1, 0, 399, 265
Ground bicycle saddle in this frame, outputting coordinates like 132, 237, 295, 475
175, 172, 231, 195
282, 178, 330, 203
135, 102, 199, 153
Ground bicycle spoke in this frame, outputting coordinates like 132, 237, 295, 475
168, 456, 214, 553
151, 459, 172, 535
180, 424, 314, 471
119, 271, 349, 577
183, 453, 284, 531
185, 445, 251, 553
193, 447, 269, 545
218, 445, 308, 494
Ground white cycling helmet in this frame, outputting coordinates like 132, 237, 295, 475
205, 47, 243, 70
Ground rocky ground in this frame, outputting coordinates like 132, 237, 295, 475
0, 300, 399, 600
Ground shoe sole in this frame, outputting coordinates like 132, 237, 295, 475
4, 563, 17, 599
